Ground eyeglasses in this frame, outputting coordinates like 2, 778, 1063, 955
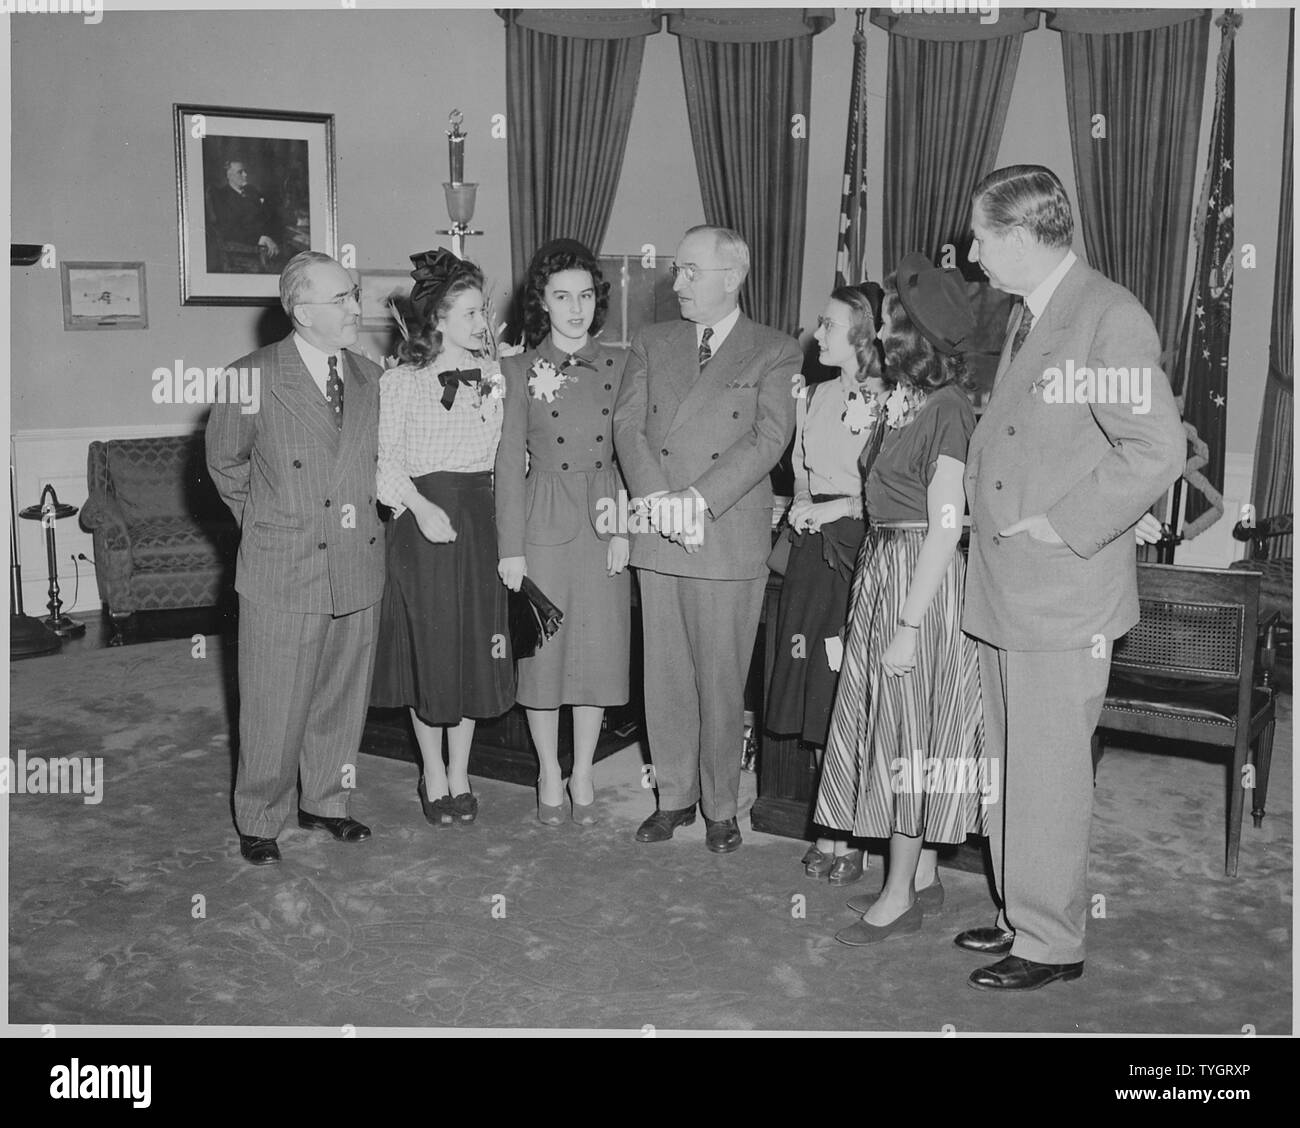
301, 287, 361, 307
816, 316, 851, 331
669, 263, 732, 283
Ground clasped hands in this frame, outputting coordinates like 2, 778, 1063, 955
637, 489, 707, 554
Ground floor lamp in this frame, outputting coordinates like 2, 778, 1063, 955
10, 467, 61, 657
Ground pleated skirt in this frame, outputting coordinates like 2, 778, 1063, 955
813, 527, 986, 843
764, 517, 864, 746
370, 470, 515, 725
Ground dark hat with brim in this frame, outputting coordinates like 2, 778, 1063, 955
895, 252, 975, 355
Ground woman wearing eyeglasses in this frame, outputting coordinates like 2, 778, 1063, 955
814, 254, 985, 945
494, 239, 631, 825
766, 284, 884, 885
371, 248, 515, 827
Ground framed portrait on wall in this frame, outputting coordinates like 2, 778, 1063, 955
174, 104, 336, 305
60, 262, 148, 330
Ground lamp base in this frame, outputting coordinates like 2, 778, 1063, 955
11, 612, 62, 657
42, 612, 86, 639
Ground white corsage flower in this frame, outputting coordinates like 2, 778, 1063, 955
528, 358, 570, 403
882, 384, 926, 429
840, 388, 879, 435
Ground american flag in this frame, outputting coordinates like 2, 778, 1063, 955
834, 10, 870, 289
1173, 9, 1239, 538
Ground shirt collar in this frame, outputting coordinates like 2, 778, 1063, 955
537, 335, 602, 370
293, 332, 339, 379
697, 305, 741, 349
1025, 249, 1077, 320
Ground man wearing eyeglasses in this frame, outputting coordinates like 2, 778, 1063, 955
207, 250, 387, 865
614, 225, 801, 854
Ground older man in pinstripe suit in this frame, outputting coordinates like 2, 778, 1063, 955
207, 251, 387, 864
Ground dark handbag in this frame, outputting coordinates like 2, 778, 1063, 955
508, 575, 564, 660
766, 524, 794, 576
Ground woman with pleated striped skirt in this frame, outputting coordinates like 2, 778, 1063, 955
814, 253, 986, 946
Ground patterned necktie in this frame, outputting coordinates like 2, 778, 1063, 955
325, 356, 344, 430
1007, 304, 1035, 366
698, 326, 714, 368
438, 368, 481, 410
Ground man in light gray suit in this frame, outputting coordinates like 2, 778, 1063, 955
614, 226, 800, 853
207, 251, 386, 864
957, 166, 1185, 988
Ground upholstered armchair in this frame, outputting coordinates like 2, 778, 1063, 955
80, 435, 237, 640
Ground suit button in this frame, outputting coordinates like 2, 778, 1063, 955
994, 481, 1002, 490
605, 360, 614, 367
552, 410, 559, 417
318, 542, 327, 550
604, 383, 612, 390
711, 453, 719, 460
596, 435, 603, 442
732, 411, 739, 419
562, 462, 569, 470
661, 448, 669, 456
293, 459, 303, 469
324, 499, 332, 507
652, 405, 658, 413
1007, 425, 1016, 435
557, 436, 565, 444
602, 407, 610, 415
595, 460, 603, 469
369, 536, 376, 545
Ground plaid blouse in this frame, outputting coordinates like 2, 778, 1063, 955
376, 359, 505, 517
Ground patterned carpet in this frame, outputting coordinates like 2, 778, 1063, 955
7, 637, 1292, 1033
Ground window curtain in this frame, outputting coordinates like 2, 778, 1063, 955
873, 8, 1039, 276
1049, 8, 1210, 354
671, 9, 834, 335
1250, 14, 1293, 556
500, 9, 657, 284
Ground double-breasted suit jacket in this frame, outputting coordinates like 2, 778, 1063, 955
613, 315, 801, 579
207, 334, 386, 614
495, 337, 631, 707
612, 312, 801, 820
961, 258, 1185, 966
206, 333, 386, 838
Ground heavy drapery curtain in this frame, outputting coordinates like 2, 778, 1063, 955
1250, 14, 1293, 556
672, 9, 834, 335
1049, 8, 1210, 355
501, 9, 656, 284
873, 8, 1039, 276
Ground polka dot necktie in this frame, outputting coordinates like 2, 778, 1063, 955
326, 355, 344, 429
698, 326, 714, 368
1007, 305, 1035, 366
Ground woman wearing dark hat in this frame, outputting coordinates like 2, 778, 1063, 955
495, 239, 631, 825
815, 253, 985, 944
766, 283, 884, 884
372, 248, 515, 826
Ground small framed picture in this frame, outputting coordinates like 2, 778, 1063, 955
358, 270, 413, 331
60, 262, 148, 330
174, 103, 336, 305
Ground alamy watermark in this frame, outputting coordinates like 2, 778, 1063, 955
890, 0, 999, 25
152, 362, 260, 415
1, 0, 102, 24
1036, 360, 1153, 414
2, 750, 104, 805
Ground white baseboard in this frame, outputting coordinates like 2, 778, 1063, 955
10, 423, 201, 614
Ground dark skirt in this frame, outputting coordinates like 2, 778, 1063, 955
370, 470, 515, 725
764, 513, 866, 746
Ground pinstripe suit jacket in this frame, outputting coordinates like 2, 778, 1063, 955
962, 260, 1185, 651
206, 334, 386, 615
612, 315, 800, 580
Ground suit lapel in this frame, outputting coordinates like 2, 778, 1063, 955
328, 350, 374, 486
668, 315, 753, 436
268, 336, 340, 451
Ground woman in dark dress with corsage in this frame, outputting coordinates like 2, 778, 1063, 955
815, 253, 986, 945
372, 249, 515, 826
495, 239, 631, 825
766, 283, 884, 885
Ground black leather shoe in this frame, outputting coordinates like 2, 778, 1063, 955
954, 926, 1015, 955
704, 815, 742, 854
635, 805, 697, 842
969, 955, 1084, 991
298, 811, 371, 843
238, 834, 280, 865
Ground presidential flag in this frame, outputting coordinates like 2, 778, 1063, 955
834, 9, 870, 289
